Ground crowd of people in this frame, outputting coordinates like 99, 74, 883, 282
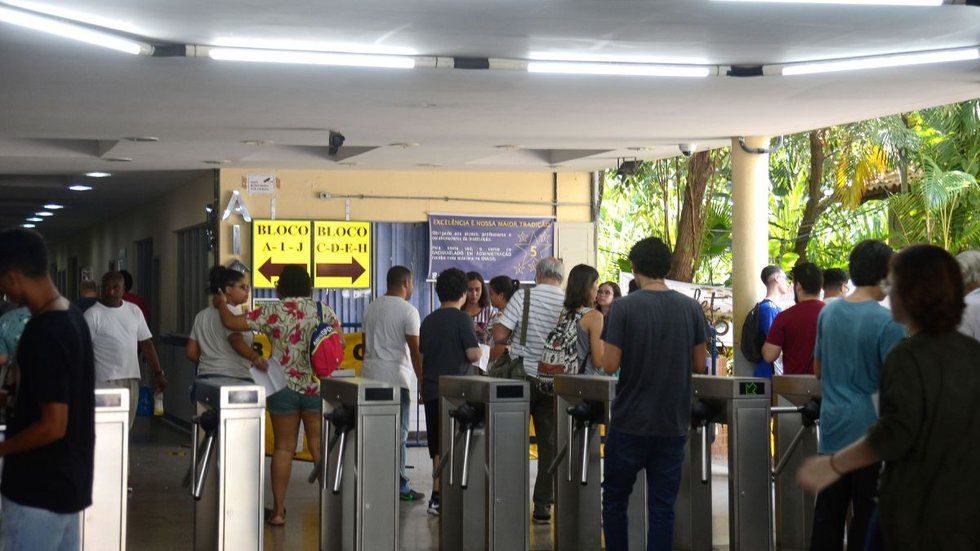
0, 225, 978, 550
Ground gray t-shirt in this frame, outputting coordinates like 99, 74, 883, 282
362, 296, 421, 390
190, 304, 253, 380
604, 290, 707, 437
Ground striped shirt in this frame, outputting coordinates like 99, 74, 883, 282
498, 284, 565, 378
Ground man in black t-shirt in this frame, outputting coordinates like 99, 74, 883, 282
601, 237, 708, 551
0, 229, 95, 549
419, 268, 481, 516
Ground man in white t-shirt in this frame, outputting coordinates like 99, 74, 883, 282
84, 272, 166, 429
362, 266, 424, 501
493, 257, 565, 523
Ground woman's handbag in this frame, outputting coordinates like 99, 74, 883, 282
487, 289, 530, 380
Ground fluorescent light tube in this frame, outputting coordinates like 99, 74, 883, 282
782, 47, 979, 75
21, 224, 35, 228
84, 172, 111, 178
43, 203, 63, 209
527, 61, 712, 77
69, 184, 93, 191
26, 217, 43, 222
0, 6, 153, 55
207, 47, 415, 69
35, 211, 53, 217
713, 0, 942, 5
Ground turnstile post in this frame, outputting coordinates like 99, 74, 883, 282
81, 385, 130, 551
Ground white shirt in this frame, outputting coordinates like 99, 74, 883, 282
498, 284, 565, 378
85, 301, 152, 381
190, 304, 253, 379
361, 296, 421, 389
959, 288, 980, 341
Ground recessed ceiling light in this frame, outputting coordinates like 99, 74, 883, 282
84, 172, 111, 178
203, 160, 233, 165
243, 140, 274, 146
124, 136, 159, 143
628, 146, 657, 152
103, 157, 133, 162
389, 142, 420, 148
69, 184, 93, 191
26, 217, 43, 222
35, 211, 54, 217
21, 223, 35, 228
421, 103, 438, 109
338, 161, 358, 167
494, 144, 524, 150
417, 163, 443, 168
43, 203, 64, 210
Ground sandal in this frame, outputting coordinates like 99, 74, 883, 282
265, 507, 286, 526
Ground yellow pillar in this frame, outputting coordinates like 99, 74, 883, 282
731, 136, 771, 376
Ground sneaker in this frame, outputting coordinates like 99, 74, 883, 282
400, 489, 425, 501
427, 494, 441, 516
532, 509, 551, 524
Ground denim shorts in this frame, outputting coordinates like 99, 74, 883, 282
0, 496, 80, 551
266, 387, 321, 415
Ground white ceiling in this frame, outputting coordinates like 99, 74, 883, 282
0, 0, 978, 236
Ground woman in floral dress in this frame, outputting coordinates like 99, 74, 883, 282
216, 265, 340, 526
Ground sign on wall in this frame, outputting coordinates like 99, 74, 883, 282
252, 219, 372, 289
427, 214, 555, 282
313, 221, 370, 288
252, 220, 313, 288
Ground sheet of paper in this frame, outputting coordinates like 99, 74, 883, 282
475, 344, 491, 372
251, 358, 287, 397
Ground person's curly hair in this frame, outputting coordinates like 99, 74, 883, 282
891, 245, 965, 333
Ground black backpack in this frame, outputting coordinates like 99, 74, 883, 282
739, 301, 766, 363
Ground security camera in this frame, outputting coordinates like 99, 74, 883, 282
678, 143, 697, 157
328, 131, 346, 156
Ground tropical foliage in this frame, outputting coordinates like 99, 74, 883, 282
598, 99, 980, 284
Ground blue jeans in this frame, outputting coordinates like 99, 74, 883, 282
399, 388, 412, 494
602, 430, 686, 551
0, 496, 80, 551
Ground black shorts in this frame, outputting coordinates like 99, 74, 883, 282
424, 399, 440, 459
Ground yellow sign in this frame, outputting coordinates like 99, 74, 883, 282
313, 221, 370, 288
252, 220, 312, 289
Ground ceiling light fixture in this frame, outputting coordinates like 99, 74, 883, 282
21, 224, 35, 228
35, 211, 53, 217
203, 160, 233, 165
43, 203, 63, 209
26, 217, 43, 222
84, 172, 111, 178
780, 47, 979, 75
0, 5, 154, 55
243, 140, 273, 146
103, 157, 133, 162
205, 47, 416, 69
124, 136, 159, 143
69, 184, 93, 191
389, 142, 420, 148
713, 0, 942, 5
527, 60, 713, 78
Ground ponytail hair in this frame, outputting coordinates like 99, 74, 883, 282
207, 266, 245, 295
488, 275, 520, 301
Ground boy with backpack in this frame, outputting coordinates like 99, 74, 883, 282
419, 268, 481, 516
740, 265, 789, 378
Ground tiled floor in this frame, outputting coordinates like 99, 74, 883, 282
126, 417, 733, 550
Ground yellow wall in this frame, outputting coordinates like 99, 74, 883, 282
218, 169, 594, 267
50, 174, 214, 334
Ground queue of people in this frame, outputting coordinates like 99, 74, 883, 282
0, 224, 978, 551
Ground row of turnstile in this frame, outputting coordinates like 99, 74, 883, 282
84, 371, 820, 550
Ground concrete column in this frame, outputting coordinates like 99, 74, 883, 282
731, 136, 771, 376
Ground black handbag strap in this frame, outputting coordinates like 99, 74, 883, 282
519, 288, 531, 346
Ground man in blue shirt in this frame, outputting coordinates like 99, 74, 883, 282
755, 265, 789, 378
811, 240, 906, 551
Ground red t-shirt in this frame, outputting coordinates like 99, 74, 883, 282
765, 299, 824, 375
123, 292, 151, 323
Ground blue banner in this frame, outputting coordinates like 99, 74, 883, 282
428, 214, 555, 282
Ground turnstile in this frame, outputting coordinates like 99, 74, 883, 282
772, 375, 821, 551
318, 377, 400, 551
551, 374, 646, 550
675, 375, 772, 551
437, 376, 530, 551
81, 385, 130, 550
190, 378, 265, 551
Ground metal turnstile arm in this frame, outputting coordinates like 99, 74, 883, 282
699, 422, 710, 484
579, 423, 590, 486
460, 426, 473, 490
332, 430, 347, 495
773, 425, 809, 477
192, 432, 216, 500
